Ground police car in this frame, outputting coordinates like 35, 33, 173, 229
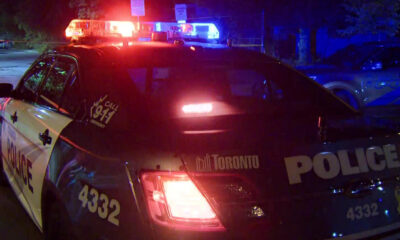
0, 19, 400, 240
298, 42, 400, 110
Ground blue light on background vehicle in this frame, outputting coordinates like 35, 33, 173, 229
206, 23, 220, 39
155, 22, 161, 32
180, 23, 220, 40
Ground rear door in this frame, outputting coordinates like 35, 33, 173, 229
1, 57, 53, 226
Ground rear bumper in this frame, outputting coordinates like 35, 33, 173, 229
325, 222, 400, 240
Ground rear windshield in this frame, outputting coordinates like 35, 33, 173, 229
124, 60, 354, 118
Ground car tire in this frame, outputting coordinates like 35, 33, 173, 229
44, 198, 77, 240
0, 160, 8, 186
332, 89, 360, 110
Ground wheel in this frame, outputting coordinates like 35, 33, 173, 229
332, 89, 360, 110
0, 160, 8, 186
44, 199, 77, 240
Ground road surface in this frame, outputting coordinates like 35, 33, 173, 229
0, 183, 43, 240
0, 49, 39, 87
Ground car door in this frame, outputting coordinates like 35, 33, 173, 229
1, 57, 54, 226
12, 55, 76, 230
361, 47, 400, 106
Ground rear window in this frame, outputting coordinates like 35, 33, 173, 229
124, 60, 354, 118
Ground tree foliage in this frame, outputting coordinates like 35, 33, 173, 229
339, 0, 400, 36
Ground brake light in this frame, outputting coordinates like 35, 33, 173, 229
65, 19, 136, 40
182, 103, 213, 114
141, 171, 225, 231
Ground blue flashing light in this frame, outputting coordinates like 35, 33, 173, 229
377, 186, 384, 191
155, 22, 162, 32
181, 23, 220, 40
332, 232, 337, 238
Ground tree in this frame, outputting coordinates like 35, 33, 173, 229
339, 0, 400, 37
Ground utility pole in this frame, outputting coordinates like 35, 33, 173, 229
261, 10, 265, 53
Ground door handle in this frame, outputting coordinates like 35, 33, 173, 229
38, 129, 52, 146
10, 111, 17, 123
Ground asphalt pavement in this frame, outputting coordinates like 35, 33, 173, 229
0, 183, 42, 240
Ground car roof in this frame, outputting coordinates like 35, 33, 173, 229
48, 41, 278, 67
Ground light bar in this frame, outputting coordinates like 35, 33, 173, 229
180, 23, 220, 40
65, 19, 136, 40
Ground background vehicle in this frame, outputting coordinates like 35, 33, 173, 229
298, 42, 400, 110
0, 39, 12, 49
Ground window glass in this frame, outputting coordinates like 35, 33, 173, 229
39, 57, 76, 109
60, 71, 82, 118
149, 66, 285, 105
124, 62, 351, 118
127, 68, 147, 94
15, 58, 53, 102
379, 48, 400, 69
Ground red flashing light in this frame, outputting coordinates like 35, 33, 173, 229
181, 24, 193, 33
65, 19, 136, 40
141, 171, 225, 231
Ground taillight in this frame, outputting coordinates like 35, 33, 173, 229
182, 103, 213, 114
140, 171, 225, 231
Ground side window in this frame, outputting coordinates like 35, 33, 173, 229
381, 48, 400, 69
60, 71, 83, 118
38, 57, 76, 110
365, 48, 400, 70
127, 68, 147, 94
15, 58, 53, 102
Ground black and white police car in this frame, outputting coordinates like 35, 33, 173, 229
1, 19, 400, 240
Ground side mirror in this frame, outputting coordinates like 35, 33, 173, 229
0, 83, 13, 97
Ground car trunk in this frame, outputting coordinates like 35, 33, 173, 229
172, 113, 400, 239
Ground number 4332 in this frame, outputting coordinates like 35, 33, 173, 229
346, 203, 379, 221
79, 184, 121, 226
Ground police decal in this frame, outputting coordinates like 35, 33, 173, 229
6, 138, 35, 193
196, 154, 260, 171
90, 95, 119, 128
285, 144, 400, 185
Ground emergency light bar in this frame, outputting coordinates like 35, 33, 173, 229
180, 23, 220, 40
65, 19, 137, 40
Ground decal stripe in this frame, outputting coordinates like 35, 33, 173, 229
59, 135, 117, 161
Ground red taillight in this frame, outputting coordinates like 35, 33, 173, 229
182, 103, 213, 114
141, 171, 225, 231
